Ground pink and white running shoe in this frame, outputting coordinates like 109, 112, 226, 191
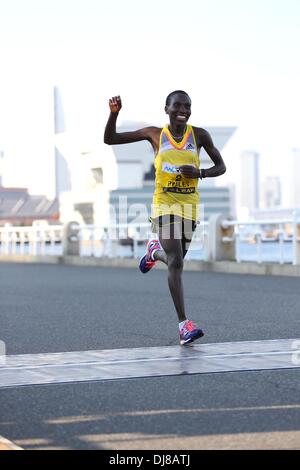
139, 239, 162, 274
180, 320, 204, 345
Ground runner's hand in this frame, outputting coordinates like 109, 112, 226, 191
178, 165, 200, 179
109, 96, 122, 113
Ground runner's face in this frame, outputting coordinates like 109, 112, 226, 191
165, 94, 192, 125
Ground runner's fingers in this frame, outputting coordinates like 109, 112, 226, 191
109, 96, 121, 112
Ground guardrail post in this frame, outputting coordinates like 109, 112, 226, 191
63, 221, 80, 256
206, 214, 236, 262
292, 211, 300, 265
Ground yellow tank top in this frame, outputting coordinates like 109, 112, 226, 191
152, 124, 200, 221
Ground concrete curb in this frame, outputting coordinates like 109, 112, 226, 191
0, 435, 23, 451
1, 254, 300, 277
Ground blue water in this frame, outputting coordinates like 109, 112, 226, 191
0, 241, 294, 264
237, 242, 293, 264
124, 241, 294, 264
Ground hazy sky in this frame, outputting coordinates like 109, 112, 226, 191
0, 0, 299, 204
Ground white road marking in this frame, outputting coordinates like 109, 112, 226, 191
0, 338, 299, 388
0, 349, 296, 371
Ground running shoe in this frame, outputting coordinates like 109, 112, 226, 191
139, 239, 162, 274
179, 320, 204, 345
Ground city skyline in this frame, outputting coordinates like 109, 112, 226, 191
240, 150, 260, 212
1, 81, 299, 212
0, 0, 299, 209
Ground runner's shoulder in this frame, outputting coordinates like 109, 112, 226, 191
192, 126, 210, 137
142, 126, 162, 146
191, 126, 211, 146
144, 126, 162, 136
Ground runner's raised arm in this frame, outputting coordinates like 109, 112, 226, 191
104, 95, 158, 148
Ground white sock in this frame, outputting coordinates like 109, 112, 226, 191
150, 248, 160, 261
149, 241, 161, 261
179, 320, 188, 330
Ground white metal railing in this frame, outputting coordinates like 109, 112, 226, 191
77, 221, 208, 258
0, 224, 63, 256
1, 215, 300, 264
221, 213, 300, 265
77, 222, 151, 258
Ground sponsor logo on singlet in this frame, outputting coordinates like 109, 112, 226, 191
162, 163, 180, 174
186, 143, 195, 150
163, 187, 196, 194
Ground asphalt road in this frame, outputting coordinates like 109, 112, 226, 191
0, 262, 300, 450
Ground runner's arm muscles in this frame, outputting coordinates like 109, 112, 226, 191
196, 128, 226, 177
104, 113, 156, 146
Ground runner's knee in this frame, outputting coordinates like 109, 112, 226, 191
167, 253, 183, 271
